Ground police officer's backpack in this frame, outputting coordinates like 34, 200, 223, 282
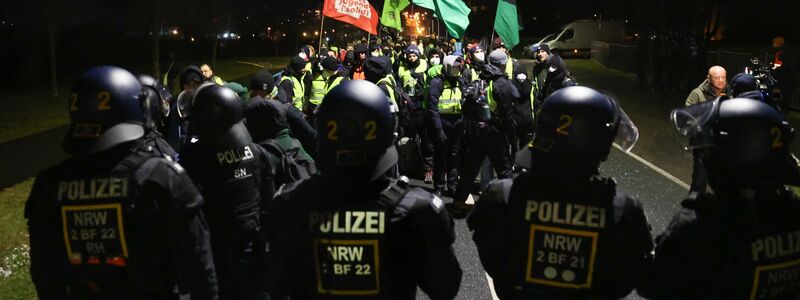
260, 139, 316, 185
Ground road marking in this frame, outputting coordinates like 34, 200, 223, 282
485, 273, 501, 300
612, 144, 690, 190
232, 61, 267, 68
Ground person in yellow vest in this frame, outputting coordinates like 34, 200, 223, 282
398, 44, 434, 183
200, 63, 225, 85
365, 56, 400, 115
426, 48, 444, 85
492, 37, 517, 79
450, 49, 519, 218
305, 66, 326, 116
316, 56, 348, 108
276, 56, 307, 110
466, 45, 486, 82
427, 55, 467, 196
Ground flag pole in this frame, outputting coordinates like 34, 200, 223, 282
318, 15, 326, 53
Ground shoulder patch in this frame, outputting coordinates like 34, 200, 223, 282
431, 195, 444, 213
168, 160, 185, 174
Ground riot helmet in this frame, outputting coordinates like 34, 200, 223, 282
189, 84, 252, 147
729, 73, 762, 100
137, 74, 172, 131
315, 80, 397, 185
63, 66, 146, 155
517, 86, 638, 172
671, 98, 800, 186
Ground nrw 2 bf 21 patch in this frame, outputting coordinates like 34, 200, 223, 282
749, 259, 800, 299
526, 224, 598, 289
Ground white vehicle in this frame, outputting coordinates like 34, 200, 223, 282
544, 20, 625, 57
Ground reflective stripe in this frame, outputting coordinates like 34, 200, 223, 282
487, 80, 497, 112
377, 76, 398, 113
530, 78, 539, 121
280, 75, 305, 110
505, 60, 514, 79
325, 76, 344, 94
309, 75, 326, 106
438, 81, 462, 115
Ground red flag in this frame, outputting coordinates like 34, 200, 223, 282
323, 0, 379, 35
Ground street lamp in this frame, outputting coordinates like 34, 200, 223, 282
303, 32, 308, 37
267, 27, 271, 38
314, 31, 319, 36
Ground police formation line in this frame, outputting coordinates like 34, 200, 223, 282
23, 38, 800, 300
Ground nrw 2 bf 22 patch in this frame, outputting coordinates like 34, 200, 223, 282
314, 239, 380, 296
61, 203, 128, 266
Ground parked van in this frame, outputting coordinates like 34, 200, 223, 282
544, 20, 625, 57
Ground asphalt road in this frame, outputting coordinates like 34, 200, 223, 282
415, 59, 694, 299
1, 58, 693, 299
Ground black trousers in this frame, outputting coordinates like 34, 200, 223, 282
689, 150, 708, 193
453, 125, 513, 203
430, 114, 464, 192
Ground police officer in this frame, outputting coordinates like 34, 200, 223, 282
451, 49, 519, 218
277, 56, 308, 111
179, 84, 275, 299
427, 55, 467, 196
25, 66, 218, 299
267, 80, 462, 299
166, 65, 206, 150
468, 86, 652, 299
137, 74, 173, 138
640, 97, 800, 299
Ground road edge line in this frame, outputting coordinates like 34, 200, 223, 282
613, 144, 690, 190
485, 273, 500, 300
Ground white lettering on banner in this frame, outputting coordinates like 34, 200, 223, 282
334, 0, 371, 20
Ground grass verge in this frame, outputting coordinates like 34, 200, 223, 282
0, 178, 35, 299
0, 57, 290, 144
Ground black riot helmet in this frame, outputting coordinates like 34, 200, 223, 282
137, 74, 172, 131
63, 66, 146, 156
315, 80, 397, 185
729, 73, 761, 99
671, 98, 800, 187
189, 83, 252, 147
516, 86, 639, 173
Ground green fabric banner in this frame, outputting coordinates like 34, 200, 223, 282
494, 0, 519, 49
381, 0, 410, 31
412, 0, 471, 38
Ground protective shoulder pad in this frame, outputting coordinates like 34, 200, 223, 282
467, 178, 512, 230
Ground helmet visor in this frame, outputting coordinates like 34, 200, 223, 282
176, 90, 193, 119
670, 99, 720, 151
613, 107, 639, 152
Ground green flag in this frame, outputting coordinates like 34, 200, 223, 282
494, 0, 519, 49
412, 0, 470, 38
381, 0, 410, 31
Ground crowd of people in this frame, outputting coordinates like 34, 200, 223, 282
21, 31, 800, 300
